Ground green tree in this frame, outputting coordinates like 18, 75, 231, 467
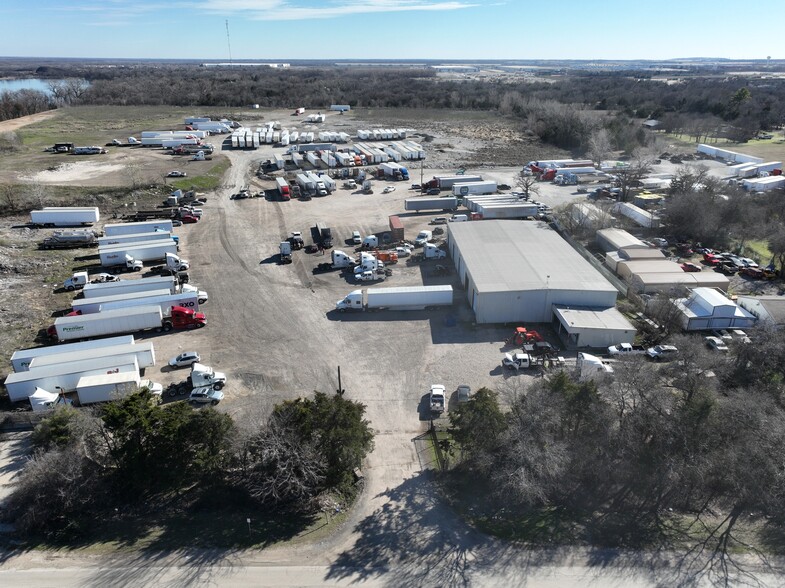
31, 406, 83, 450
449, 387, 506, 456
273, 392, 374, 492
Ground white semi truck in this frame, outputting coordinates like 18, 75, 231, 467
336, 285, 453, 312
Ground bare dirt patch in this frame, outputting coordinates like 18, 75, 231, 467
21, 160, 127, 184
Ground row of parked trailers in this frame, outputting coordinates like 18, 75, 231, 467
357, 129, 408, 140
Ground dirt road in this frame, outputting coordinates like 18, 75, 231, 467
0, 110, 58, 133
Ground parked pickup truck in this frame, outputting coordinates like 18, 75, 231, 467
607, 343, 646, 356
429, 384, 446, 414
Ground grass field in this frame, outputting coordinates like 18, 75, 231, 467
170, 157, 232, 192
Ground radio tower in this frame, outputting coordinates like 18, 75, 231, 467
225, 20, 233, 65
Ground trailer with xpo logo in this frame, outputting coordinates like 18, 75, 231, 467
71, 289, 200, 315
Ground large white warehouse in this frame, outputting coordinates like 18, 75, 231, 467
447, 220, 619, 324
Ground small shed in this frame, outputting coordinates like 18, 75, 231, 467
673, 288, 757, 331
553, 305, 636, 349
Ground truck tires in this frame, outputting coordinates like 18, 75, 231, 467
162, 321, 173, 332
213, 382, 225, 391
65, 285, 75, 291
211, 400, 219, 406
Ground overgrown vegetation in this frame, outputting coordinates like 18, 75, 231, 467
5, 389, 373, 544
446, 329, 785, 583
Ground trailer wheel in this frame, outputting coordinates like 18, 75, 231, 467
167, 386, 178, 397
211, 400, 219, 406
213, 382, 225, 391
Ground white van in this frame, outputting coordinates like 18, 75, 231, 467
449, 214, 468, 222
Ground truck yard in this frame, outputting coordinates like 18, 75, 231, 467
2, 103, 785, 579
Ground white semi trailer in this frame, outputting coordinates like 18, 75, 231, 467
336, 285, 453, 312
71, 289, 199, 315
30, 207, 100, 227
4, 354, 140, 403
104, 220, 174, 236
29, 341, 156, 371
10, 335, 135, 372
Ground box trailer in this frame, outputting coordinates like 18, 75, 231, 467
104, 220, 174, 236
30, 207, 100, 227
4, 354, 140, 403
49, 306, 165, 342
75, 371, 142, 405
29, 341, 155, 371
389, 215, 404, 241
404, 197, 459, 212
82, 276, 177, 299
452, 181, 498, 197
10, 335, 135, 372
72, 289, 198, 315
430, 175, 483, 190
99, 241, 178, 266
98, 232, 175, 247
477, 204, 539, 219
336, 285, 453, 312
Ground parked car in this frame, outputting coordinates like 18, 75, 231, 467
410, 184, 421, 191
181, 215, 199, 224
705, 336, 729, 352
456, 385, 471, 404
712, 330, 732, 341
169, 351, 201, 368
352, 230, 362, 245
171, 219, 183, 227
426, 188, 441, 195
167, 171, 186, 177
651, 238, 669, 248
430, 216, 448, 225
382, 186, 396, 194
738, 257, 758, 268
731, 329, 752, 344
645, 345, 679, 361
680, 262, 702, 273
395, 246, 412, 257
189, 386, 224, 406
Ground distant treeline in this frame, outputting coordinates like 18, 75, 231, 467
3, 64, 785, 149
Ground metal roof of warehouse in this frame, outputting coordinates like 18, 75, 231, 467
448, 220, 617, 294
554, 305, 635, 331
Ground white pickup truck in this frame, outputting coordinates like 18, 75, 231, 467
429, 385, 446, 414
607, 343, 647, 356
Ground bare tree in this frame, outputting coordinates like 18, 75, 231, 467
613, 148, 657, 201
515, 171, 540, 199
587, 128, 612, 167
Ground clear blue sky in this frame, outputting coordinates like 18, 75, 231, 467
0, 0, 780, 61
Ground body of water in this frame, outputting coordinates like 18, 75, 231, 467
0, 79, 65, 94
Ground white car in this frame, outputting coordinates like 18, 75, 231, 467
395, 246, 412, 257
169, 351, 201, 368
382, 186, 396, 194
189, 386, 224, 405
168, 171, 187, 178
430, 217, 448, 225
352, 230, 362, 245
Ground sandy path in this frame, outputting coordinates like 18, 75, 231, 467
0, 110, 58, 133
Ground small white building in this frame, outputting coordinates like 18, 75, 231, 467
553, 305, 636, 349
596, 228, 647, 253
673, 288, 757, 331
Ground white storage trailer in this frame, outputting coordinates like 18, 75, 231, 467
75, 371, 142, 405
10, 335, 134, 372
49, 306, 164, 342
71, 289, 197, 315
29, 341, 155, 371
99, 240, 178, 266
30, 207, 100, 227
4, 354, 140, 403
452, 181, 498, 196
98, 231, 175, 247
435, 175, 483, 189
478, 204, 540, 219
82, 276, 177, 299
336, 285, 453, 311
104, 220, 174, 236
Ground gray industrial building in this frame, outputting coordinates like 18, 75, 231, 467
447, 221, 620, 325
